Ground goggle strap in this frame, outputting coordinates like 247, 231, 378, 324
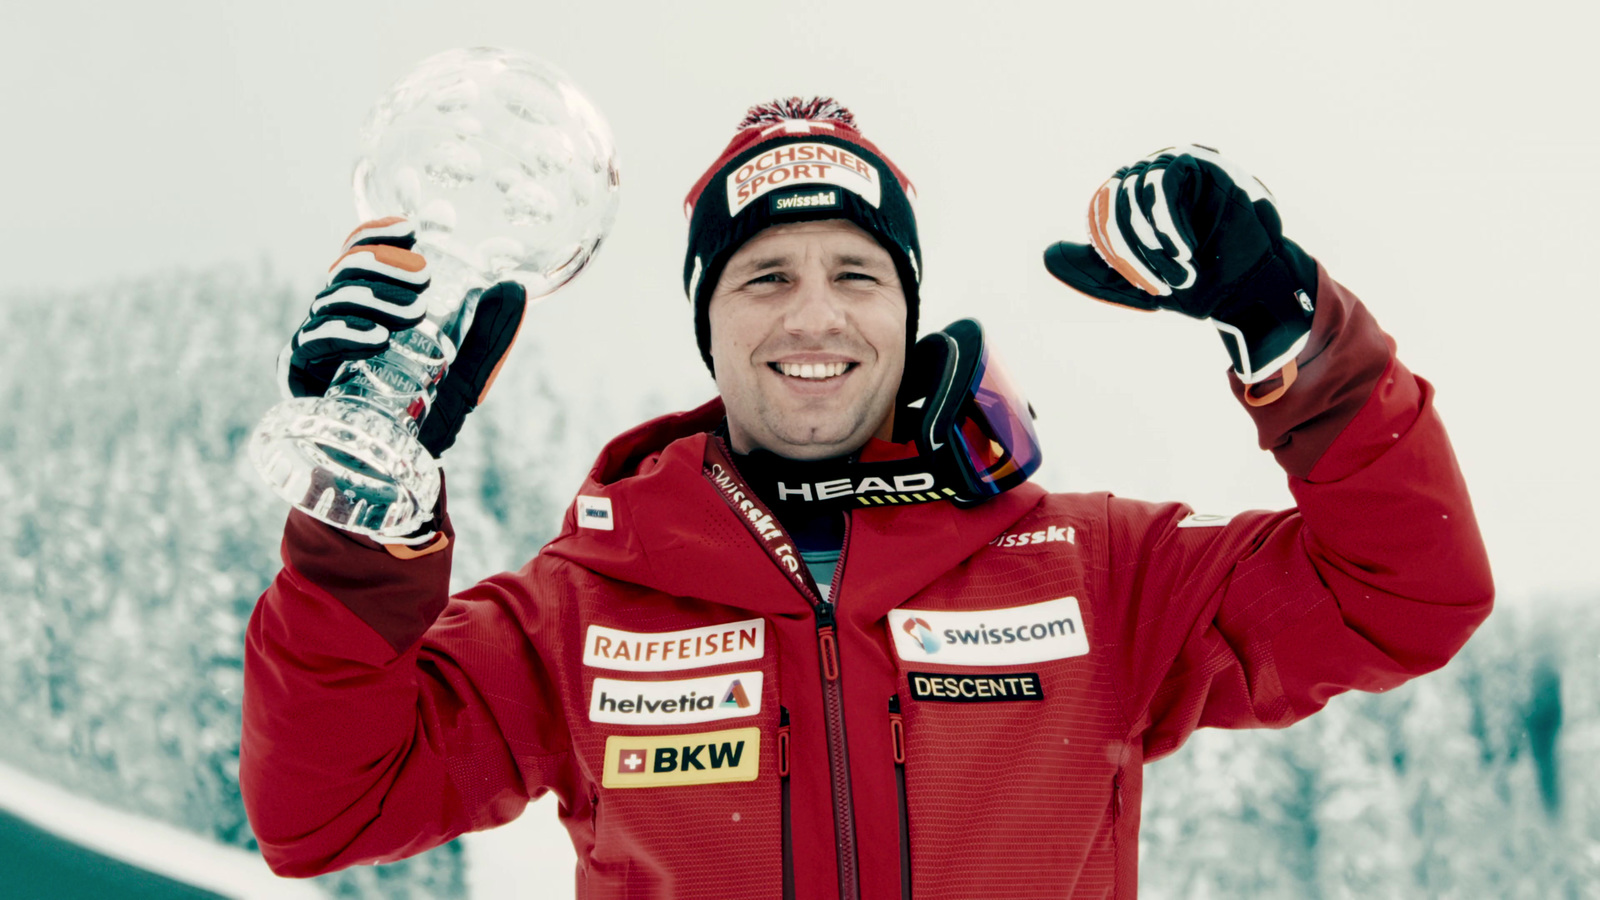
737, 455, 962, 511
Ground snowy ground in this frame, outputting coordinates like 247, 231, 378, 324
0, 758, 322, 900
0, 755, 578, 899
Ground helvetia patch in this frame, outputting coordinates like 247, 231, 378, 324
589, 671, 764, 725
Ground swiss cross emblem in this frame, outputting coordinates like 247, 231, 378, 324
618, 750, 646, 773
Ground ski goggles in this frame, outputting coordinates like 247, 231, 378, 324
905, 318, 1042, 505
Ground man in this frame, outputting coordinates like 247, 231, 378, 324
242, 98, 1493, 899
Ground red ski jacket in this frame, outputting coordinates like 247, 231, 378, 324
241, 266, 1493, 899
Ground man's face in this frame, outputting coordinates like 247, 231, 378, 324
708, 219, 907, 460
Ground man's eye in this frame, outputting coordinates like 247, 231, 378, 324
747, 273, 785, 286
838, 272, 877, 282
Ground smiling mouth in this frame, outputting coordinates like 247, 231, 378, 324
768, 361, 858, 381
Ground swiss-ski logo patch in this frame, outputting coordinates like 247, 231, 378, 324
990, 524, 1074, 548
589, 671, 764, 725
770, 188, 842, 214
887, 598, 1090, 666
704, 449, 810, 595
602, 728, 761, 788
583, 619, 765, 672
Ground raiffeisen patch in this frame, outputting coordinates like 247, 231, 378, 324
583, 619, 766, 672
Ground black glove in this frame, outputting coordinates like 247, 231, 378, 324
1043, 145, 1318, 385
277, 216, 527, 457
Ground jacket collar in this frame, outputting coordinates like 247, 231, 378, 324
544, 398, 1045, 624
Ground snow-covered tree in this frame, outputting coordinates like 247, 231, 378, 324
0, 265, 596, 898
1140, 598, 1598, 898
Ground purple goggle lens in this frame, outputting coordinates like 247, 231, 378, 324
952, 350, 1042, 494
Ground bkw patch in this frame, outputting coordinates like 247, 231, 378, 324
602, 728, 761, 788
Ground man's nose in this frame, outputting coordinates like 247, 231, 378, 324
784, 275, 847, 336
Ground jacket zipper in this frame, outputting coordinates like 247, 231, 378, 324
589, 785, 602, 851
815, 512, 860, 900
709, 440, 859, 900
1111, 768, 1123, 822
889, 695, 911, 900
780, 706, 794, 900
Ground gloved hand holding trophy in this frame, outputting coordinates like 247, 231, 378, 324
250, 47, 620, 538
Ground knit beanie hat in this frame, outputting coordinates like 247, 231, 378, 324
682, 98, 922, 375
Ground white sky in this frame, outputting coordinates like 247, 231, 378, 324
3, 0, 1597, 602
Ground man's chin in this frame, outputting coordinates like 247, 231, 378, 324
764, 439, 863, 461
741, 421, 873, 460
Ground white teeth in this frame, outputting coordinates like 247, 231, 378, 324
778, 362, 850, 379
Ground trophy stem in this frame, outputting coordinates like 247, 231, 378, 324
249, 253, 486, 537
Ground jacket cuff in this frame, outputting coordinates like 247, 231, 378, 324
280, 484, 457, 654
1230, 263, 1394, 478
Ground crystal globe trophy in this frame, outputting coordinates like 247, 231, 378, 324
250, 47, 620, 537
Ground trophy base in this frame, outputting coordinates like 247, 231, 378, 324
249, 396, 440, 537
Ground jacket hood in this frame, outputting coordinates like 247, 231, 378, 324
542, 397, 1047, 626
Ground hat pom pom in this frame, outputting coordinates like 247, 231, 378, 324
737, 97, 857, 131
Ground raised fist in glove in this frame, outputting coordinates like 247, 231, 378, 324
1043, 145, 1319, 388
278, 216, 527, 457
